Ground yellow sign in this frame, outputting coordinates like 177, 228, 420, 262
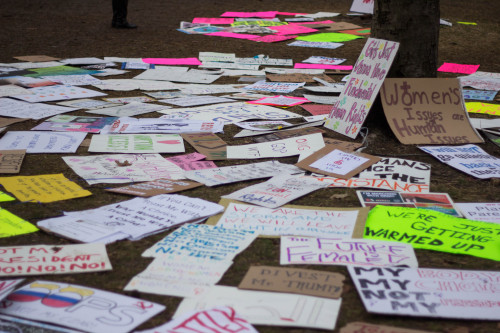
0, 208, 38, 238
465, 102, 500, 116
0, 174, 92, 203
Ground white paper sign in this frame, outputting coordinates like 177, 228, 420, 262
105, 118, 224, 134
0, 85, 32, 97
93, 79, 179, 91
226, 133, 325, 159
40, 74, 102, 86
222, 175, 327, 209
0, 280, 165, 333
62, 153, 185, 184
281, 236, 418, 267
325, 38, 399, 138
0, 98, 78, 120
455, 202, 500, 223
310, 149, 370, 175
174, 286, 341, 330
184, 160, 303, 187
216, 202, 362, 237
0, 131, 86, 153
0, 279, 24, 302
350, 0, 374, 13
160, 95, 234, 107
86, 102, 166, 117
12, 85, 106, 103
88, 134, 185, 153
303, 56, 346, 65
244, 80, 305, 93
349, 266, 500, 320
419, 144, 500, 179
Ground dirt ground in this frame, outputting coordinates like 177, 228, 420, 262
0, 0, 500, 332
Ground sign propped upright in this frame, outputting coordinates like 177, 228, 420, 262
324, 38, 399, 139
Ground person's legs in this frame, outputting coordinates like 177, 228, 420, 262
112, 0, 137, 29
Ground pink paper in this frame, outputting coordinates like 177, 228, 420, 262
220, 11, 278, 18
294, 63, 353, 70
206, 32, 260, 39
192, 17, 234, 24
251, 35, 298, 43
301, 104, 333, 116
142, 58, 202, 66
437, 62, 480, 74
271, 25, 318, 35
165, 152, 216, 171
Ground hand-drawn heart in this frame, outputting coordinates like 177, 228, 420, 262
158, 140, 181, 144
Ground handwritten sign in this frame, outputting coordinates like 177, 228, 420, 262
0, 280, 165, 333
244, 81, 305, 93
0, 208, 39, 238
0, 131, 87, 153
89, 134, 185, 153
0, 279, 24, 301
212, 202, 367, 238
349, 266, 500, 320
0, 150, 25, 173
106, 178, 202, 197
465, 101, 500, 115
455, 202, 500, 223
0, 244, 111, 276
239, 266, 345, 299
364, 205, 500, 261
381, 78, 483, 144
325, 38, 399, 138
281, 236, 418, 267
182, 132, 227, 160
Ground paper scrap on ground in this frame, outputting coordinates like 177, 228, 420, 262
438, 62, 480, 74
0, 150, 25, 173
222, 175, 327, 209
184, 160, 302, 187
227, 132, 325, 160
12, 85, 106, 103
159, 102, 301, 124
142, 224, 256, 260
0, 208, 38, 238
182, 132, 227, 160
364, 205, 500, 261
0, 280, 165, 333
288, 40, 344, 49
0, 131, 86, 153
465, 101, 500, 115
244, 80, 305, 93
315, 157, 431, 193
350, 0, 374, 13
281, 236, 418, 268
381, 78, 483, 144
349, 266, 500, 320
174, 286, 341, 330
137, 306, 258, 333
296, 32, 362, 43
455, 203, 500, 223
85, 102, 166, 117
213, 202, 367, 238
89, 134, 185, 153
325, 38, 399, 138
105, 118, 223, 134
62, 153, 185, 184
0, 174, 91, 203
107, 178, 202, 197
357, 191, 460, 216
32, 115, 118, 133
239, 266, 345, 299
295, 63, 353, 70
303, 56, 346, 65
237, 121, 324, 139
57, 98, 121, 109
463, 90, 497, 101
419, 144, 500, 179
40, 74, 101, 86
0, 244, 111, 276
160, 95, 234, 107
0, 279, 25, 302
0, 98, 77, 119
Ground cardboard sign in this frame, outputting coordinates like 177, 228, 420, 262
381, 78, 483, 144
325, 38, 399, 138
239, 266, 345, 299
106, 178, 202, 197
0, 244, 111, 276
182, 132, 227, 160
297, 145, 380, 179
340, 322, 438, 333
0, 280, 165, 333
89, 134, 185, 153
0, 150, 25, 173
364, 205, 500, 261
349, 266, 500, 320
281, 236, 418, 268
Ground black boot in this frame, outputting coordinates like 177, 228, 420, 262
112, 0, 137, 28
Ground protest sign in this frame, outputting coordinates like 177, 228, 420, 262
349, 266, 500, 320
465, 101, 500, 115
89, 134, 184, 153
246, 96, 309, 107
106, 178, 202, 197
350, 0, 374, 13
62, 153, 185, 184
175, 286, 341, 330
296, 32, 362, 43
57, 98, 121, 109
0, 98, 77, 120
0, 174, 92, 203
239, 266, 345, 299
462, 90, 497, 101
0, 208, 38, 238
0, 280, 165, 333
0, 244, 111, 276
340, 322, 439, 333
0, 131, 86, 153
0, 150, 25, 173
236, 56, 293, 66
419, 144, 500, 179
288, 40, 344, 49
381, 78, 483, 144
0, 279, 24, 302
0, 314, 83, 333
105, 118, 223, 134
455, 203, 500, 223
184, 161, 302, 187
357, 191, 461, 216
314, 157, 432, 193
267, 73, 335, 83
165, 152, 217, 170
209, 201, 368, 238
160, 95, 234, 107
244, 80, 305, 93
364, 205, 500, 261
234, 120, 324, 139
159, 102, 301, 124
437, 63, 480, 74
40, 74, 102, 86
222, 175, 327, 209
86, 102, 166, 117
235, 120, 293, 130
12, 85, 106, 103
324, 38, 399, 138
281, 236, 418, 268
182, 132, 227, 160
138, 306, 258, 333
32, 115, 118, 133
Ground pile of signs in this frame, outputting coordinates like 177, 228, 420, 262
0, 3, 499, 333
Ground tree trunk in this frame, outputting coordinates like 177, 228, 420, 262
371, 0, 440, 78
